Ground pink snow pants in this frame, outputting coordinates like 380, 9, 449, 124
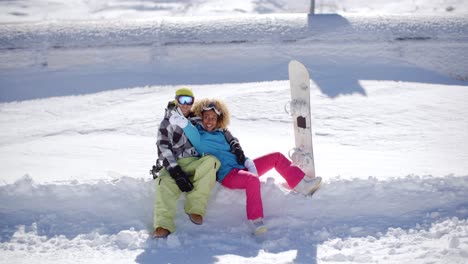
221, 152, 305, 220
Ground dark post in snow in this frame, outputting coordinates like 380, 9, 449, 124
309, 0, 315, 15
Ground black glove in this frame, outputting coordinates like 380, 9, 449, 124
168, 166, 193, 192
231, 142, 246, 165
167, 101, 176, 109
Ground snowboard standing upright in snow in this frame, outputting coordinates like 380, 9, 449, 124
286, 60, 316, 179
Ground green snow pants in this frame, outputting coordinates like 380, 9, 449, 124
153, 155, 220, 233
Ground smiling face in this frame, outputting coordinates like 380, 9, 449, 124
201, 109, 219, 131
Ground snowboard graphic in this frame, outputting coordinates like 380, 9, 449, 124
285, 60, 316, 178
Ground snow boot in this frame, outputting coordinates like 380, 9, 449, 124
249, 218, 268, 236
188, 213, 203, 225
294, 176, 322, 196
153, 227, 170, 238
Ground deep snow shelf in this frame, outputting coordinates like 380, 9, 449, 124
1, 14, 468, 50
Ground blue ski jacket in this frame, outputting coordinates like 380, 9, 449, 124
183, 122, 244, 181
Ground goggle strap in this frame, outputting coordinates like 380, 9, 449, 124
203, 105, 221, 115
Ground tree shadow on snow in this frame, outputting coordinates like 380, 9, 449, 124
305, 60, 465, 98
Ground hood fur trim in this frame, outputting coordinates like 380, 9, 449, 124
192, 98, 230, 129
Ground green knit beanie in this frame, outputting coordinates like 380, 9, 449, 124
175, 87, 194, 97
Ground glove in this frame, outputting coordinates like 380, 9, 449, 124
167, 101, 176, 109
244, 159, 258, 175
232, 143, 246, 165
227, 132, 245, 165
168, 165, 193, 192
169, 114, 188, 128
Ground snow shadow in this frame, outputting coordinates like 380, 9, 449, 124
304, 60, 467, 98
134, 183, 321, 263
135, 240, 318, 264
1, 56, 464, 102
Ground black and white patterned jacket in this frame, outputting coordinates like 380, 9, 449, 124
156, 102, 199, 170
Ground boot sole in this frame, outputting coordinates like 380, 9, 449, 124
188, 214, 203, 225
253, 226, 268, 236
153, 228, 170, 239
307, 177, 322, 196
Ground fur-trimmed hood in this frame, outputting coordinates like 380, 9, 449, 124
192, 98, 230, 129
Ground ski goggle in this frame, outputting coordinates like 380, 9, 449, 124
176, 95, 194, 105
203, 102, 222, 115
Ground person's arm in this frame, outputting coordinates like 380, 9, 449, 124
158, 115, 194, 192
224, 129, 257, 174
183, 124, 201, 150
168, 114, 203, 152
224, 129, 246, 164
156, 119, 178, 170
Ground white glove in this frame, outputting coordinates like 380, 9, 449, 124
169, 114, 188, 128
244, 159, 258, 175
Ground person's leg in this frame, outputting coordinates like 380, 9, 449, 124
153, 168, 182, 233
222, 169, 263, 220
181, 155, 220, 216
253, 152, 305, 188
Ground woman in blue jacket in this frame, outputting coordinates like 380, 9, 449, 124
169, 98, 322, 235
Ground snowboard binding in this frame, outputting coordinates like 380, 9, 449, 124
289, 148, 315, 177
284, 99, 309, 117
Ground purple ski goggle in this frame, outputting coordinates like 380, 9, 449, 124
177, 95, 194, 105
203, 102, 222, 115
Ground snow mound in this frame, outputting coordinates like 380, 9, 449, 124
1, 174, 467, 241
1, 14, 467, 49
1, 174, 467, 263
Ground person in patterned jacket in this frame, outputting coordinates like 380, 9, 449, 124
152, 87, 220, 238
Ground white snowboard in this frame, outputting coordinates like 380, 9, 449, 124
286, 60, 316, 178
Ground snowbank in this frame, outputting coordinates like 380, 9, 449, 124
1, 14, 467, 48
1, 175, 467, 263
2, 0, 467, 23
2, 174, 468, 241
